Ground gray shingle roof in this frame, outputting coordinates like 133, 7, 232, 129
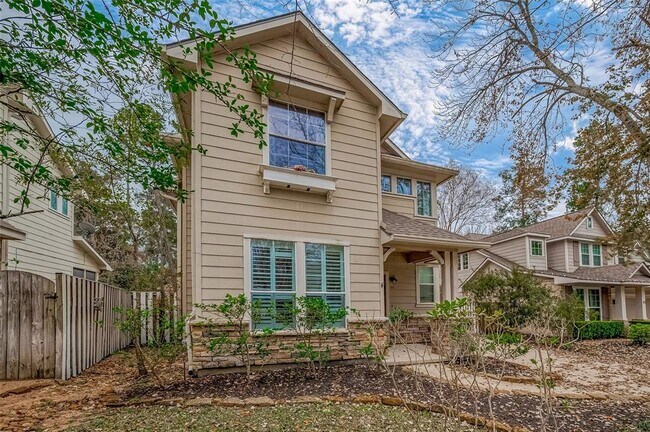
477, 250, 650, 285
484, 209, 596, 243
382, 209, 470, 241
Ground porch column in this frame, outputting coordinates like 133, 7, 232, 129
450, 251, 459, 300
641, 287, 648, 320
613, 286, 628, 322
443, 251, 452, 301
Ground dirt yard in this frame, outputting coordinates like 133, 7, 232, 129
506, 339, 650, 396
0, 341, 648, 432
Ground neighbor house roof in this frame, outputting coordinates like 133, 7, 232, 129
468, 250, 650, 286
73, 236, 113, 271
382, 209, 490, 250
483, 208, 610, 244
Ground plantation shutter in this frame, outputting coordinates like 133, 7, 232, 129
250, 240, 295, 329
305, 243, 346, 326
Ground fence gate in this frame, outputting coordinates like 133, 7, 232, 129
0, 271, 133, 380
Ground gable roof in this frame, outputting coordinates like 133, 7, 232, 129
483, 208, 611, 244
165, 11, 407, 142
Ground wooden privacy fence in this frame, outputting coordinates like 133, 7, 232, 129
0, 271, 132, 380
134, 290, 179, 346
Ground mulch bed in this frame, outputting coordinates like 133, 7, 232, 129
566, 339, 650, 366
121, 364, 649, 432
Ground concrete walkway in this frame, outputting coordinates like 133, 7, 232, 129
384, 344, 442, 366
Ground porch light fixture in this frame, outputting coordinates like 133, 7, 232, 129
389, 275, 398, 287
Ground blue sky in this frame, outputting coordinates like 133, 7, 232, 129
212, 0, 581, 186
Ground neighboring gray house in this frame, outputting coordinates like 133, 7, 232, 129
460, 208, 649, 322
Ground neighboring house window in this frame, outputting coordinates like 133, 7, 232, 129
530, 240, 543, 256
250, 239, 296, 329
574, 288, 601, 320
50, 190, 69, 216
416, 181, 432, 216
381, 175, 392, 192
396, 177, 412, 195
268, 101, 326, 174
248, 239, 348, 330
73, 267, 96, 281
305, 243, 346, 326
458, 253, 469, 270
586, 217, 593, 229
580, 243, 602, 267
417, 265, 436, 304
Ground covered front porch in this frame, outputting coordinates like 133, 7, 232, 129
381, 210, 490, 315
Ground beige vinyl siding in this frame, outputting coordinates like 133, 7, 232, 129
0, 116, 100, 281
182, 164, 192, 314
385, 252, 440, 314
527, 236, 547, 271
573, 217, 608, 238
195, 34, 382, 314
382, 194, 414, 217
547, 240, 567, 271
490, 237, 527, 267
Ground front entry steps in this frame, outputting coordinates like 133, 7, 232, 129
384, 344, 442, 366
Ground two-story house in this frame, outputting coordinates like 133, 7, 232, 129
167, 12, 489, 373
459, 208, 650, 323
0, 89, 111, 281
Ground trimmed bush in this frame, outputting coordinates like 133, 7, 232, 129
628, 323, 650, 345
573, 320, 625, 340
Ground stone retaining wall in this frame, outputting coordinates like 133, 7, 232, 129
189, 319, 389, 373
389, 316, 432, 345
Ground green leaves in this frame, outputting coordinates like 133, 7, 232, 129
2, 0, 269, 212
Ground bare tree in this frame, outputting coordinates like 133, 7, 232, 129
425, 0, 648, 248
437, 162, 498, 234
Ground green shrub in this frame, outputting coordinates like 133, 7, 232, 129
486, 332, 522, 345
573, 320, 625, 340
628, 323, 650, 345
462, 269, 553, 327
388, 307, 414, 324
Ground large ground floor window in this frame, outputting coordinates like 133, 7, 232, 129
574, 287, 602, 320
246, 237, 349, 330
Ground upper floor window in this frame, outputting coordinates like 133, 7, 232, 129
381, 175, 392, 192
580, 242, 602, 267
50, 190, 69, 216
396, 177, 412, 195
458, 253, 469, 270
530, 240, 543, 256
416, 181, 432, 216
268, 101, 326, 175
586, 217, 593, 229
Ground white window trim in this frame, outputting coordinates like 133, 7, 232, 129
243, 235, 351, 328
262, 98, 332, 177
416, 263, 438, 305
586, 217, 593, 229
579, 242, 602, 267
458, 253, 469, 271
530, 239, 544, 257
49, 190, 70, 218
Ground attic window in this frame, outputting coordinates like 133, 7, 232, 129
586, 217, 593, 229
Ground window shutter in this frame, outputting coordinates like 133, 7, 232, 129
572, 241, 579, 266
250, 240, 296, 330
325, 246, 344, 292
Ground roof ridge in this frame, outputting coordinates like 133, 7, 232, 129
484, 207, 593, 240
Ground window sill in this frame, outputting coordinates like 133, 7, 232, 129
260, 165, 337, 202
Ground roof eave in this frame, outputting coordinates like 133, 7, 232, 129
389, 234, 491, 250
73, 236, 113, 271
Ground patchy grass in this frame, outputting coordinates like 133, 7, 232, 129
66, 403, 479, 432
